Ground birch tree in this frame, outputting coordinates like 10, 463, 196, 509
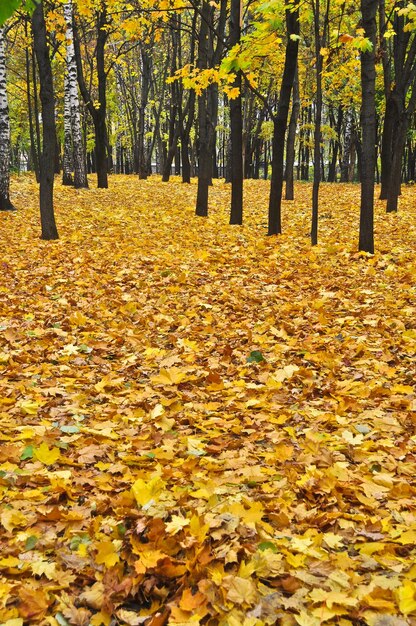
64, 0, 88, 189
62, 72, 74, 185
0, 26, 15, 211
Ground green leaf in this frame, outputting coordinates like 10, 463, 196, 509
258, 541, 278, 552
20, 445, 34, 460
25, 535, 38, 551
69, 533, 91, 551
117, 523, 127, 537
0, 0, 38, 25
78, 343, 92, 353
247, 350, 266, 363
55, 613, 71, 626
60, 424, 80, 434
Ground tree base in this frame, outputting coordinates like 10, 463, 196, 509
0, 197, 16, 211
62, 173, 74, 186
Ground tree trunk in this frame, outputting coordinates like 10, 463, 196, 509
0, 27, 15, 211
267, 7, 299, 235
138, 47, 151, 180
359, 0, 377, 253
73, 5, 108, 188
95, 12, 108, 189
311, 0, 330, 246
24, 23, 39, 182
285, 66, 299, 200
386, 75, 416, 211
62, 72, 74, 186
195, 1, 213, 217
32, 0, 59, 240
229, 0, 243, 224
64, 0, 88, 188
379, 93, 397, 198
327, 105, 342, 182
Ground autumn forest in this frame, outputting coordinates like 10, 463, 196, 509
0, 0, 416, 624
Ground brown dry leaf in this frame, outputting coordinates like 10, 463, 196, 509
17, 586, 50, 619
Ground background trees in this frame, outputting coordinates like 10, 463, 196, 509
1, 0, 416, 249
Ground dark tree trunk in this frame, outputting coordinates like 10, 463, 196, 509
386, 76, 416, 211
195, 1, 214, 216
268, 7, 299, 235
359, 0, 377, 253
181, 92, 195, 183
73, 6, 109, 188
311, 0, 330, 246
285, 66, 299, 200
95, 11, 108, 189
138, 48, 151, 180
229, 0, 243, 224
32, 43, 42, 180
379, 93, 397, 198
24, 23, 39, 182
32, 0, 59, 240
327, 105, 343, 182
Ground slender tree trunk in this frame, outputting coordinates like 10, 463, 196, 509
195, 1, 213, 216
311, 0, 330, 246
359, 0, 377, 253
31, 0, 59, 240
32, 44, 42, 180
73, 5, 108, 188
138, 47, 151, 180
181, 92, 195, 183
95, 12, 108, 189
24, 23, 39, 182
62, 73, 74, 185
386, 76, 416, 212
379, 94, 397, 198
229, 0, 243, 224
64, 0, 88, 188
327, 105, 343, 182
285, 66, 299, 200
268, 7, 299, 235
0, 27, 15, 211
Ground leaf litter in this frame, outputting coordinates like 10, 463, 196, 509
0, 175, 415, 626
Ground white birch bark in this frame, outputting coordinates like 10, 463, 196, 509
0, 27, 14, 210
64, 0, 88, 188
62, 72, 74, 185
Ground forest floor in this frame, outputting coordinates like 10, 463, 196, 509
0, 175, 415, 626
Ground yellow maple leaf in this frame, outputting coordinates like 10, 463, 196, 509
19, 400, 40, 415
228, 501, 264, 527
95, 541, 120, 567
309, 588, 359, 608
323, 533, 344, 549
1, 509, 27, 532
295, 612, 321, 626
30, 561, 57, 580
90, 611, 111, 626
151, 367, 187, 385
34, 443, 61, 466
189, 514, 209, 541
165, 515, 190, 535
136, 549, 168, 571
131, 476, 165, 506
395, 580, 416, 614
224, 575, 257, 606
